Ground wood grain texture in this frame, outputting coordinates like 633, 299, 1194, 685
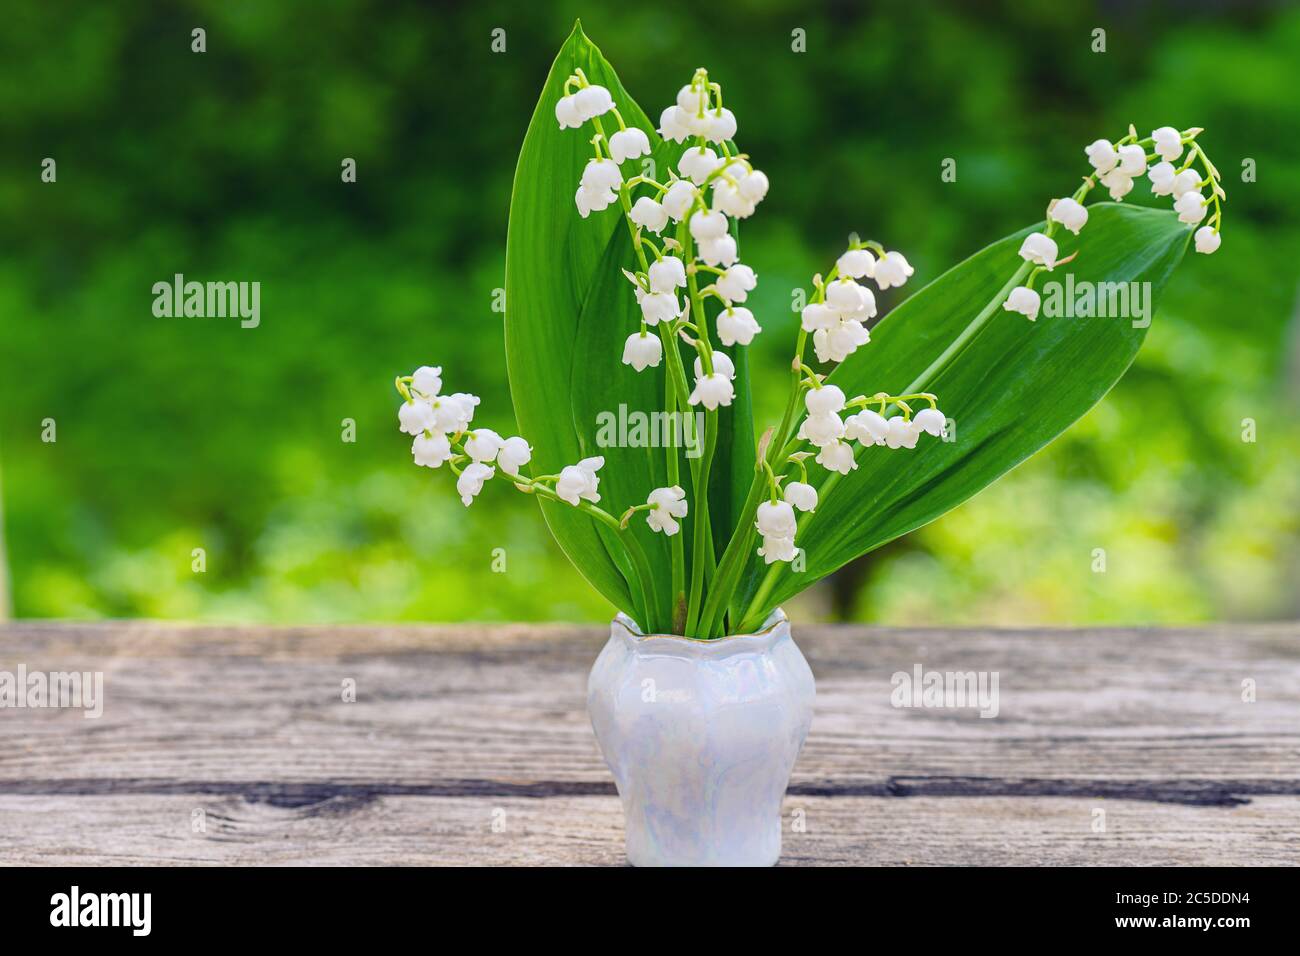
1, 620, 1297, 866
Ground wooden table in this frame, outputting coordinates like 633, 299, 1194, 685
1, 621, 1297, 865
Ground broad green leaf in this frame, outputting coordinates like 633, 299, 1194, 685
505, 24, 642, 615
740, 203, 1191, 620
507, 23, 755, 630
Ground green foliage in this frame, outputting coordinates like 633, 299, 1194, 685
1, 1, 1296, 626
506, 24, 755, 632
504, 25, 652, 616
744, 205, 1190, 623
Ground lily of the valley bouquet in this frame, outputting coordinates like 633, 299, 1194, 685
394, 26, 1224, 639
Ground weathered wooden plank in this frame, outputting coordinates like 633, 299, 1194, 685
1, 793, 1296, 866
1, 621, 1297, 864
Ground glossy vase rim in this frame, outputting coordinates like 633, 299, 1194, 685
610, 608, 788, 654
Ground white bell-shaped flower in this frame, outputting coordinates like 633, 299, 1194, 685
556, 456, 604, 506
676, 83, 704, 113
715, 264, 757, 303
1100, 168, 1134, 201
784, 481, 818, 513
806, 384, 846, 416
1085, 138, 1118, 174
689, 209, 728, 242
464, 428, 503, 463
456, 462, 494, 506
874, 251, 914, 289
1002, 285, 1041, 321
1151, 126, 1183, 163
717, 306, 761, 346
801, 302, 837, 332
698, 234, 738, 268
679, 147, 722, 185
836, 248, 876, 279
844, 409, 889, 445
556, 95, 583, 130
1174, 190, 1207, 224
684, 109, 713, 138
638, 289, 682, 326
622, 331, 664, 371
648, 256, 687, 293
658, 106, 691, 144
688, 371, 734, 409
694, 351, 735, 381
756, 499, 798, 538
575, 185, 615, 218
885, 416, 921, 449
1018, 232, 1058, 269
718, 159, 748, 182
1194, 226, 1221, 255
1117, 144, 1147, 177
662, 180, 698, 222
812, 320, 870, 363
412, 432, 451, 468
1148, 161, 1176, 197
574, 85, 614, 121
581, 158, 622, 193
411, 365, 442, 396
497, 436, 532, 475
798, 413, 845, 448
1171, 169, 1202, 198
913, 408, 948, 438
433, 393, 478, 433
738, 169, 769, 203
758, 535, 798, 564
712, 179, 756, 219
1048, 197, 1088, 235
398, 399, 435, 436
608, 127, 651, 164
825, 278, 873, 317
705, 108, 738, 144
815, 440, 857, 474
646, 485, 688, 536
629, 196, 670, 234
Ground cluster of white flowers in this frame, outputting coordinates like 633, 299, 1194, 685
1087, 127, 1221, 252
756, 383, 946, 563
398, 365, 523, 505
798, 242, 913, 365
797, 385, 946, 472
396, 365, 618, 522
557, 82, 654, 217
556, 66, 773, 426
1004, 125, 1224, 323
554, 68, 949, 595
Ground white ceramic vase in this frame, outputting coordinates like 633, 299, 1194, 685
586, 608, 816, 867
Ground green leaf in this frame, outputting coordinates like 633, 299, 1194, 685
506, 24, 755, 631
505, 23, 643, 615
742, 203, 1191, 619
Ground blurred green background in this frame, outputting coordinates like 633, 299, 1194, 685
1, 0, 1296, 626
